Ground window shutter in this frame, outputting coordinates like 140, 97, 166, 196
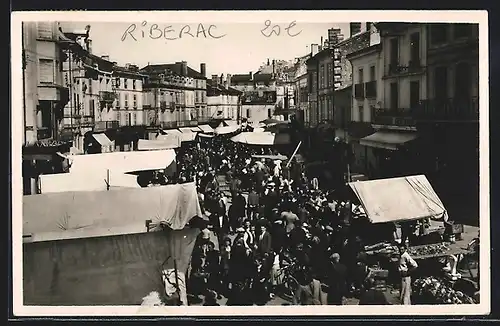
39, 59, 54, 83
37, 22, 53, 39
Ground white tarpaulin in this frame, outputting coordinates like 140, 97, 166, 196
348, 175, 448, 224
162, 269, 188, 306
138, 138, 180, 151
23, 182, 202, 240
198, 124, 214, 133
69, 149, 176, 175
39, 169, 141, 194
215, 124, 240, 135
231, 131, 291, 145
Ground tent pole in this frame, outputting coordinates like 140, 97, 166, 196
173, 258, 181, 305
286, 140, 302, 168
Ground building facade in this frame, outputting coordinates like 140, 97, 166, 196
230, 72, 278, 125
22, 21, 72, 194
206, 75, 242, 121
293, 54, 310, 125
417, 23, 480, 224
347, 44, 383, 175
141, 62, 207, 130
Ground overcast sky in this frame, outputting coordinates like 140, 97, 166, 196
61, 21, 349, 77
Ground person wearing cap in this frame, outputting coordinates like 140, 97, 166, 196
219, 236, 233, 296
242, 219, 255, 251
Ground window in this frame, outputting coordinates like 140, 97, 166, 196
268, 108, 272, 118
125, 113, 130, 126
410, 33, 420, 64
410, 81, 420, 108
455, 63, 472, 99
358, 68, 364, 84
116, 78, 121, 87
117, 112, 121, 124
435, 66, 448, 99
105, 77, 110, 85
88, 78, 93, 94
37, 22, 53, 39
90, 99, 95, 117
132, 80, 136, 90
358, 106, 364, 122
38, 59, 54, 83
319, 64, 325, 88
124, 94, 129, 108
390, 82, 399, 109
327, 63, 334, 87
116, 94, 121, 108
131, 113, 136, 125
369, 66, 376, 81
133, 94, 137, 108
246, 108, 251, 118
124, 79, 128, 89
430, 24, 448, 45
454, 24, 472, 39
390, 38, 399, 64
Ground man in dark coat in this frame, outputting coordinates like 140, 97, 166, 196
326, 253, 348, 305
232, 190, 247, 223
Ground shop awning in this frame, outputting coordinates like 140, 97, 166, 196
360, 131, 417, 150
348, 175, 448, 224
198, 133, 215, 138
138, 138, 180, 151
215, 125, 241, 135
198, 124, 214, 133
178, 127, 195, 133
92, 133, 113, 147
69, 149, 176, 175
190, 126, 202, 132
231, 132, 291, 146
163, 129, 182, 136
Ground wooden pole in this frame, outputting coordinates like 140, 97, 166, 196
286, 140, 302, 168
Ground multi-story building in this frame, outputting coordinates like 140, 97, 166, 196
417, 23, 479, 224
347, 43, 383, 175
23, 22, 70, 145
206, 75, 242, 122
293, 54, 310, 125
141, 62, 207, 130
356, 23, 427, 178
230, 72, 277, 125
22, 21, 71, 194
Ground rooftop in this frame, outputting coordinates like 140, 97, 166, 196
140, 63, 207, 79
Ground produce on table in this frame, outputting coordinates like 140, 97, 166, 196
412, 277, 476, 304
407, 243, 451, 257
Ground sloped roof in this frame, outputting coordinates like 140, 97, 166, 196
231, 74, 252, 83
140, 63, 206, 79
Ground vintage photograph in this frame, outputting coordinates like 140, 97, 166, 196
12, 11, 489, 316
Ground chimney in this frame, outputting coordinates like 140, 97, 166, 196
125, 63, 131, 69
224, 80, 228, 89
181, 61, 188, 76
87, 39, 92, 53
310, 44, 320, 57
200, 63, 206, 77
267, 58, 270, 65
366, 22, 372, 32
101, 55, 110, 61
220, 73, 225, 85
350, 22, 362, 37
272, 60, 276, 77
226, 74, 232, 86
211, 74, 218, 85
249, 71, 253, 80
320, 37, 323, 50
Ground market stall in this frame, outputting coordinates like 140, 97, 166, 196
346, 175, 475, 297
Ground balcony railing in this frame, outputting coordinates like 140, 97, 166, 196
372, 107, 416, 128
76, 115, 95, 127
414, 97, 479, 122
354, 83, 365, 98
386, 61, 425, 77
99, 91, 117, 103
365, 81, 377, 98
95, 120, 119, 131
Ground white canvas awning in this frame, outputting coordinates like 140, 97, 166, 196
92, 133, 113, 147
360, 131, 418, 150
348, 175, 448, 224
198, 124, 214, 133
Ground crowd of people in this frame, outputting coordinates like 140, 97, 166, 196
158, 135, 421, 306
